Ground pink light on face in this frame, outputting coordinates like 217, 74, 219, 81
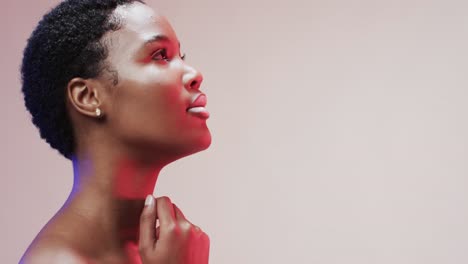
104, 3, 211, 157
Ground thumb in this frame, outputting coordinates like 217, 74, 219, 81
139, 194, 157, 250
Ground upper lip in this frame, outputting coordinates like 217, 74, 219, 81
187, 93, 207, 109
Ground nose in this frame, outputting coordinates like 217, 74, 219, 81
183, 64, 203, 91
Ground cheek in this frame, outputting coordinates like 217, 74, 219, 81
109, 72, 187, 141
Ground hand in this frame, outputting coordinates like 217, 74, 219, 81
139, 195, 210, 264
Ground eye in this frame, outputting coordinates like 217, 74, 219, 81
151, 49, 169, 61
180, 52, 186, 60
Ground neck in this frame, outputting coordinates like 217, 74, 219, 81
64, 147, 167, 254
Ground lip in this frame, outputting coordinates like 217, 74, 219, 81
187, 93, 210, 119
188, 93, 207, 108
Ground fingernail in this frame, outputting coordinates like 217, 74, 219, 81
145, 195, 154, 207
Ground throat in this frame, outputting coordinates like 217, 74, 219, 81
124, 242, 142, 264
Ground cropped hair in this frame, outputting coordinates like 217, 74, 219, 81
21, 0, 144, 159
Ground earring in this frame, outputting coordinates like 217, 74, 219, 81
95, 108, 102, 117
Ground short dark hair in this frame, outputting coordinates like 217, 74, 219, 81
21, 0, 144, 160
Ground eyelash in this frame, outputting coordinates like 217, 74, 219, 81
151, 49, 169, 61
151, 49, 186, 62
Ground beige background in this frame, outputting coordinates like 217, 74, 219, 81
2, 0, 468, 263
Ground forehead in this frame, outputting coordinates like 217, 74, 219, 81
111, 2, 177, 46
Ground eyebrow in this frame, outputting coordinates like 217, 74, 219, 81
143, 34, 181, 48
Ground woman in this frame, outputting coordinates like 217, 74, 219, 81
20, 0, 211, 263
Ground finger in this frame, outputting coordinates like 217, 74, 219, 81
173, 203, 198, 229
202, 232, 210, 246
155, 196, 176, 227
172, 204, 204, 236
156, 226, 161, 240
139, 194, 157, 249
202, 233, 210, 263
172, 203, 187, 221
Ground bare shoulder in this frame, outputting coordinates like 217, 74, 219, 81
20, 238, 90, 264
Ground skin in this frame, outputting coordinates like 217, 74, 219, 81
20, 2, 210, 264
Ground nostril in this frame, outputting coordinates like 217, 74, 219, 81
184, 68, 203, 90
190, 79, 199, 90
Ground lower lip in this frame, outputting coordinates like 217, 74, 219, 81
187, 107, 210, 119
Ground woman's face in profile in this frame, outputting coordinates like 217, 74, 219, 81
101, 2, 211, 157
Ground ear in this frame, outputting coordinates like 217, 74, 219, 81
67, 77, 103, 118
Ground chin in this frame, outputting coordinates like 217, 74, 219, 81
189, 130, 212, 154
199, 132, 212, 150
166, 129, 211, 161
